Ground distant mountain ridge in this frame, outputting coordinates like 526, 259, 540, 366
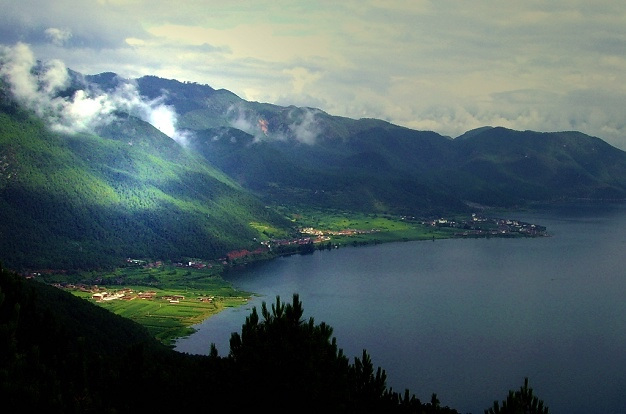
100, 74, 626, 211
1, 69, 626, 270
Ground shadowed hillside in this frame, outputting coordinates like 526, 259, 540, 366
111, 75, 626, 212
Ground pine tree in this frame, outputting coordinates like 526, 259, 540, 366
485, 377, 549, 414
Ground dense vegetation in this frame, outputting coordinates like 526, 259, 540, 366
118, 75, 626, 213
1, 56, 612, 414
188, 122, 626, 213
88, 73, 626, 216
0, 95, 292, 271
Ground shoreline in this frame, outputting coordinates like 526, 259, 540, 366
30, 209, 552, 346
173, 213, 550, 345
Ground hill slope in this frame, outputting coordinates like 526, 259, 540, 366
446, 127, 626, 204
0, 92, 291, 271
117, 75, 626, 212
0, 265, 465, 413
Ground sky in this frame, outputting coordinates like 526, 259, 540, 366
1, 0, 626, 149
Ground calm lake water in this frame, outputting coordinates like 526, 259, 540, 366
175, 202, 626, 414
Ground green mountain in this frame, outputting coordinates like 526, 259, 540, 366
2, 69, 626, 271
449, 127, 626, 203
0, 86, 291, 271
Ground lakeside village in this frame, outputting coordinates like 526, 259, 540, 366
27, 213, 546, 302
427, 213, 547, 238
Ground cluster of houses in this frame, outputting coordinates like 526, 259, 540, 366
260, 236, 319, 248
126, 257, 215, 270
299, 227, 380, 238
91, 288, 155, 302
91, 290, 199, 304
50, 284, 162, 303
120, 225, 387, 270
175, 260, 211, 269
161, 294, 185, 304
426, 213, 547, 237
92, 291, 125, 301
49, 282, 217, 304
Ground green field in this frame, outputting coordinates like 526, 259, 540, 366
61, 209, 450, 346
66, 264, 253, 345
288, 207, 458, 245
84, 291, 249, 345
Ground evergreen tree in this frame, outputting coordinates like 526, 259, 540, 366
228, 293, 351, 409
485, 377, 549, 414
227, 293, 459, 413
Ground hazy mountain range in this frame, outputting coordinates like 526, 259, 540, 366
2, 68, 626, 270
124, 75, 626, 211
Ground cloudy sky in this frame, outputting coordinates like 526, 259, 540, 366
2, 0, 626, 149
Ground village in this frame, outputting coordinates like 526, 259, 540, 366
422, 213, 548, 237
24, 212, 546, 284
51, 281, 218, 304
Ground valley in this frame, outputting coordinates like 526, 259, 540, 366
2, 8, 624, 411
2, 70, 625, 274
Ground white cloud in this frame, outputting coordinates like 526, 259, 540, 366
288, 108, 321, 145
0, 42, 190, 146
45, 27, 72, 46
2, 1, 626, 149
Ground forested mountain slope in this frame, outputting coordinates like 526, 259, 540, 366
2, 68, 626, 271
0, 90, 291, 270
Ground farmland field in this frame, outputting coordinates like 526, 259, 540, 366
67, 264, 252, 344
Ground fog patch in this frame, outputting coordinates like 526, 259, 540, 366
45, 27, 73, 47
226, 103, 277, 143
288, 108, 321, 145
226, 103, 321, 144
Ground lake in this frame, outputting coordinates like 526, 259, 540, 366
175, 202, 626, 414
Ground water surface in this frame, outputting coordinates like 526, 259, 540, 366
176, 203, 626, 414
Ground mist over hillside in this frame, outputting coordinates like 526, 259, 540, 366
2, 44, 626, 270
88, 70, 626, 211
0, 47, 294, 270
123, 73, 626, 211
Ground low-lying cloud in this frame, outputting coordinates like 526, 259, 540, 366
287, 108, 321, 145
226, 103, 321, 145
0, 42, 190, 146
226, 104, 268, 141
44, 27, 72, 47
